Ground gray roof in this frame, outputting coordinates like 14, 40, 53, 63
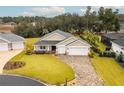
41, 29, 73, 40
0, 39, 7, 43
113, 39, 124, 47
35, 40, 60, 46
103, 33, 124, 40
0, 32, 25, 42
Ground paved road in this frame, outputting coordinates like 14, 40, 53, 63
59, 55, 104, 86
0, 74, 46, 86
0, 50, 23, 73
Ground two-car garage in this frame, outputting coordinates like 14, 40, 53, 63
67, 46, 90, 56
56, 39, 90, 56
0, 43, 8, 51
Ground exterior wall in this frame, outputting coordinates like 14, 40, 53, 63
12, 42, 25, 50
0, 43, 8, 51
42, 33, 65, 41
56, 45, 66, 54
56, 45, 90, 56
112, 42, 124, 54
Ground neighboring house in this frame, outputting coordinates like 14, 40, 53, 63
101, 33, 124, 46
0, 32, 25, 51
111, 39, 124, 54
34, 29, 90, 56
102, 33, 124, 54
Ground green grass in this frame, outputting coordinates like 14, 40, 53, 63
89, 35, 124, 85
92, 52, 124, 86
25, 38, 40, 49
4, 38, 75, 85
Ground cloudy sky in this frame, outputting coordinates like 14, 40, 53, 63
0, 6, 124, 17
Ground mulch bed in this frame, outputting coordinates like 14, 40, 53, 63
4, 61, 25, 70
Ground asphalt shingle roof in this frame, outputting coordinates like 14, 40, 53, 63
35, 40, 60, 46
113, 39, 124, 47
103, 33, 124, 40
41, 29, 73, 40
0, 39, 7, 43
0, 32, 25, 42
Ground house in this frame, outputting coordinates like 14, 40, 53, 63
111, 39, 124, 54
34, 29, 90, 56
0, 32, 25, 51
101, 33, 124, 46
102, 33, 124, 54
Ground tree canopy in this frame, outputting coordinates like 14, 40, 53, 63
0, 7, 122, 38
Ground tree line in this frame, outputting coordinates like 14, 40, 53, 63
0, 6, 122, 38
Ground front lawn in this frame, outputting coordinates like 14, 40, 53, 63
4, 52, 75, 85
92, 53, 124, 86
4, 38, 75, 85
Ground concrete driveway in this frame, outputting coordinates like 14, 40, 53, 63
58, 55, 104, 86
0, 50, 23, 73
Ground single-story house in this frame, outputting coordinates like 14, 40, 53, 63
0, 32, 25, 51
34, 29, 91, 56
102, 32, 124, 54
101, 33, 124, 46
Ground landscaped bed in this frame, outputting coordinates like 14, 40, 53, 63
3, 38, 75, 85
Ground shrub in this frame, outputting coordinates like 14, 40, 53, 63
105, 46, 111, 51
88, 50, 95, 58
91, 46, 101, 54
35, 51, 45, 54
99, 51, 116, 57
25, 48, 32, 55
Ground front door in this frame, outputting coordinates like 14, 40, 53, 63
51, 46, 56, 51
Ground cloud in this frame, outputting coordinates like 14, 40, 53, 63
31, 7, 65, 15
20, 6, 65, 17
80, 8, 95, 14
20, 12, 34, 16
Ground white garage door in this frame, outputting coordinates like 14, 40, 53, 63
57, 46, 66, 54
12, 42, 24, 50
0, 43, 8, 51
68, 47, 89, 55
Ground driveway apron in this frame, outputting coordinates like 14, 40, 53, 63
0, 50, 23, 73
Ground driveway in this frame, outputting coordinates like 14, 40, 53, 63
58, 55, 104, 86
0, 50, 23, 73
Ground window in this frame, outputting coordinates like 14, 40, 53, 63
40, 46, 46, 49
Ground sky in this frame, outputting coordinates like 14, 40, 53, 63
0, 6, 124, 17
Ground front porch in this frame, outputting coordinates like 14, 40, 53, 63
34, 45, 57, 54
